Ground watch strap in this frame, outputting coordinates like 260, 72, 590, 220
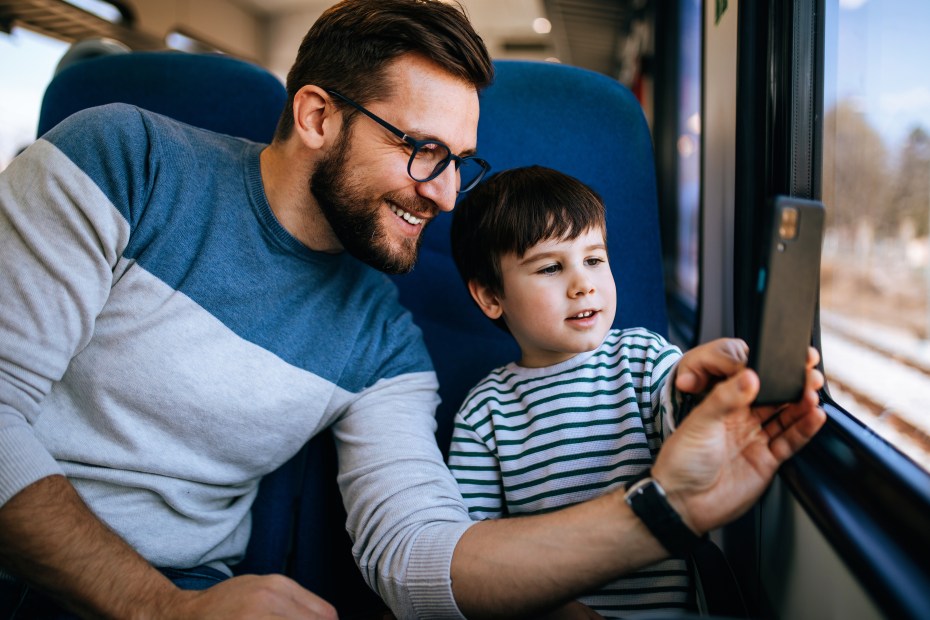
624, 468, 704, 555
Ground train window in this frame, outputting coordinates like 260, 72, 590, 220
671, 0, 701, 344
62, 0, 124, 23
0, 27, 67, 171
165, 29, 225, 55
821, 0, 930, 473
654, 0, 702, 348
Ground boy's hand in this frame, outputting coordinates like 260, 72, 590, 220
675, 338, 749, 397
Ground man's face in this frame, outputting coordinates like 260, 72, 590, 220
310, 55, 480, 274
495, 227, 617, 368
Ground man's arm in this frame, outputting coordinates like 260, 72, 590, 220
451, 483, 667, 617
449, 347, 825, 618
0, 475, 337, 619
0, 131, 335, 620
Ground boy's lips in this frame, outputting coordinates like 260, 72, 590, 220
567, 309, 598, 320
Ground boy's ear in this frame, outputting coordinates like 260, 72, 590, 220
467, 280, 504, 320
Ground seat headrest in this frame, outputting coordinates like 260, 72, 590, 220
38, 49, 286, 144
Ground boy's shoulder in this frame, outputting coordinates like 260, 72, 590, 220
455, 363, 519, 417
605, 326, 670, 349
599, 328, 681, 368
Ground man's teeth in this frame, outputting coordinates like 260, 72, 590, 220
390, 204, 423, 225
572, 311, 595, 318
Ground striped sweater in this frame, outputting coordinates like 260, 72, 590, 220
448, 327, 691, 617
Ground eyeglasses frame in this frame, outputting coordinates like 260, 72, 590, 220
325, 89, 490, 194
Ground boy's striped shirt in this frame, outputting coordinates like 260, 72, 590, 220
448, 327, 691, 617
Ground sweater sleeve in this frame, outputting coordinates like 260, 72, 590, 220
331, 369, 476, 619
0, 130, 132, 506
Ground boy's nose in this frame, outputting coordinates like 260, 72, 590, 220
569, 274, 595, 298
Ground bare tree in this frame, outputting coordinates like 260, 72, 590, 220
823, 100, 891, 237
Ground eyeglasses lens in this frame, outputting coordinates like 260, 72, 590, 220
408, 141, 486, 193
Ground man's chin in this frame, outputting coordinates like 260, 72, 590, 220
351, 242, 419, 274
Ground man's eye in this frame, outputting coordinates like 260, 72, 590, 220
413, 142, 446, 162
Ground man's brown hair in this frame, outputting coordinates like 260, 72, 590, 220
274, 0, 493, 141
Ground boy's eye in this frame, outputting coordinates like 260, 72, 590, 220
538, 264, 561, 275
585, 257, 606, 267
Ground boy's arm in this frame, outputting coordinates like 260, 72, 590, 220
448, 410, 505, 520
644, 338, 684, 440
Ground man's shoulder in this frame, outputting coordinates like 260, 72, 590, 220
44, 103, 238, 153
46, 102, 162, 138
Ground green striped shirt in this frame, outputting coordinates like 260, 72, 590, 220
448, 328, 690, 617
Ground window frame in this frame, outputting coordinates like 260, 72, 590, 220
783, 400, 930, 619
732, 1, 930, 617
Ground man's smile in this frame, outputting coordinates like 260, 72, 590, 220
389, 202, 426, 226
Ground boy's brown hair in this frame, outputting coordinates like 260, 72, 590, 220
450, 166, 607, 328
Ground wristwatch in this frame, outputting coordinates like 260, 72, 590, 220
624, 468, 704, 555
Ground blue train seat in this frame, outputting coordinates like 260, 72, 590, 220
36, 47, 694, 616
37, 48, 284, 142
391, 59, 668, 453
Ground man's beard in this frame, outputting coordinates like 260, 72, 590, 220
309, 133, 435, 274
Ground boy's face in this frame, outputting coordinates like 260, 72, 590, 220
471, 226, 617, 368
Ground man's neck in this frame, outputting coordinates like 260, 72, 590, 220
259, 142, 343, 253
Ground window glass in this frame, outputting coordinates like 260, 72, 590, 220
165, 30, 224, 55
673, 0, 702, 312
822, 0, 930, 472
0, 28, 68, 171
63, 0, 124, 23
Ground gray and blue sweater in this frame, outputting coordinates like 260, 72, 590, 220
0, 103, 473, 617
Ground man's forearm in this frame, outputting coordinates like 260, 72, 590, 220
0, 475, 179, 619
449, 488, 668, 618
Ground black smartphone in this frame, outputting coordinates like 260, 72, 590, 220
748, 196, 825, 405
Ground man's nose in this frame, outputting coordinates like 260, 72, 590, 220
416, 164, 458, 212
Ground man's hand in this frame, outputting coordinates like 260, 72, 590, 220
653, 346, 826, 534
0, 476, 337, 620
165, 574, 337, 619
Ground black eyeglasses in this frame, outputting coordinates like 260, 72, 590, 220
326, 89, 490, 194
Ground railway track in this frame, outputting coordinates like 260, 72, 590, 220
820, 315, 930, 470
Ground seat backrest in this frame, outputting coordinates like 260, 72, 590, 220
37, 49, 285, 143
391, 59, 668, 453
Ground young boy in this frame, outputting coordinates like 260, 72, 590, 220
448, 165, 693, 618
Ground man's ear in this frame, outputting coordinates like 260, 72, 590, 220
468, 280, 504, 320
292, 85, 338, 150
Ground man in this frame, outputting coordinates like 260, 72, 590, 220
0, 1, 825, 618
